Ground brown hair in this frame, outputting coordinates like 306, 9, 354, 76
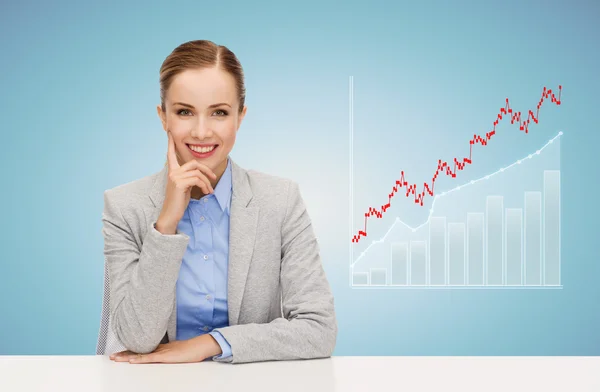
159, 40, 246, 113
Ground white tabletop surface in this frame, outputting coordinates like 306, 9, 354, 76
0, 356, 599, 392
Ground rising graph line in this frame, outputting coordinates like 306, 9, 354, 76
350, 131, 563, 268
351, 85, 562, 244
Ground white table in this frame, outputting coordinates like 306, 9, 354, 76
1, 356, 599, 391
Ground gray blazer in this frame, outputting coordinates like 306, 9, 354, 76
99, 158, 337, 364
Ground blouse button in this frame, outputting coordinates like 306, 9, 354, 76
203, 254, 208, 260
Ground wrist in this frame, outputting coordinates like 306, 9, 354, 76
155, 218, 176, 235
204, 333, 223, 357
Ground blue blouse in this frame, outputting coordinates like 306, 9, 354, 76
175, 158, 233, 360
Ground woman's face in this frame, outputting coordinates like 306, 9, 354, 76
157, 66, 246, 176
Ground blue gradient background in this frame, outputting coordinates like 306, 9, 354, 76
1, 0, 598, 355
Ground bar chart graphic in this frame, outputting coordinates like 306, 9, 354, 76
349, 77, 563, 289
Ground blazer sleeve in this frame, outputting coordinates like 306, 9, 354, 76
211, 180, 338, 364
102, 190, 190, 354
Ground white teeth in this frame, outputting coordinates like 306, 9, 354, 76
189, 145, 215, 153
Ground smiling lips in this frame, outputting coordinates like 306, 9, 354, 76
187, 144, 218, 158
189, 144, 216, 153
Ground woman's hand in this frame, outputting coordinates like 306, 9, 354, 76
109, 334, 223, 364
155, 131, 217, 234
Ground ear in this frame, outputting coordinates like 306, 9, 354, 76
156, 104, 167, 131
237, 105, 247, 129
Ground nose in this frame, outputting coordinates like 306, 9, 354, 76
190, 116, 213, 139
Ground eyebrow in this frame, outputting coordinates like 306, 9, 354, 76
172, 102, 231, 109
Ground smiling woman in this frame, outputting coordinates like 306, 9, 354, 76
96, 39, 338, 364
157, 49, 246, 198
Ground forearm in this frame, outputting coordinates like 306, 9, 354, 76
107, 219, 189, 353
212, 303, 337, 364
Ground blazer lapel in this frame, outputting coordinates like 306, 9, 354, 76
228, 159, 259, 325
146, 158, 259, 342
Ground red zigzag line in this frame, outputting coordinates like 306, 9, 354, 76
351, 85, 563, 244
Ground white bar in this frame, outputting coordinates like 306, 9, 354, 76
391, 242, 408, 285
544, 170, 561, 285
486, 196, 503, 285
448, 223, 466, 285
429, 217, 446, 285
467, 213, 484, 285
352, 272, 368, 286
370, 268, 387, 286
410, 241, 427, 285
505, 208, 523, 285
525, 192, 542, 285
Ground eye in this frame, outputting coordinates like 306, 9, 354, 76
177, 109, 192, 116
213, 109, 228, 116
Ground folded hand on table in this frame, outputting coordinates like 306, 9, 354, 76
109, 334, 222, 364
